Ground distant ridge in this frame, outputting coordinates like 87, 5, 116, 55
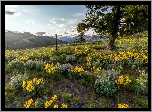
5, 31, 67, 50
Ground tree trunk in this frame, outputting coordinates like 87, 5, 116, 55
108, 38, 115, 50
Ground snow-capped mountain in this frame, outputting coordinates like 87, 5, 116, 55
58, 35, 109, 43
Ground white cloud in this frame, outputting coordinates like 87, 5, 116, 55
67, 19, 77, 25
49, 20, 56, 24
73, 13, 84, 17
61, 18, 65, 21
56, 24, 66, 28
9, 9, 15, 12
13, 12, 21, 17
24, 19, 36, 25
70, 29, 74, 32
51, 18, 65, 21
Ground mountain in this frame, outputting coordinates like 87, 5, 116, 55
5, 31, 67, 50
58, 35, 109, 43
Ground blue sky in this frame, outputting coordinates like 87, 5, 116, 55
5, 5, 96, 36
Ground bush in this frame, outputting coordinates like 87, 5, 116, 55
7, 59, 24, 70
65, 55, 77, 64
94, 69, 119, 96
57, 63, 73, 76
9, 72, 29, 90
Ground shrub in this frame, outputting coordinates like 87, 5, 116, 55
57, 63, 73, 75
9, 72, 29, 90
65, 55, 77, 64
94, 69, 119, 96
135, 70, 148, 95
62, 92, 72, 102
7, 59, 24, 70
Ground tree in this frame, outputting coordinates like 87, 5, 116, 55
77, 23, 86, 43
77, 5, 148, 50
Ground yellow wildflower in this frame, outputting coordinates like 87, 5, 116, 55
22, 80, 26, 88
45, 101, 51, 108
51, 95, 57, 101
54, 104, 59, 108
118, 103, 129, 108
35, 78, 41, 85
24, 98, 33, 108
61, 104, 68, 108
34, 100, 39, 106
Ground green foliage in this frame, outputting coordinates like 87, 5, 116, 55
134, 96, 148, 108
62, 92, 72, 102
91, 44, 107, 50
5, 65, 11, 74
7, 59, 24, 70
71, 96, 79, 103
135, 71, 148, 95
94, 69, 119, 96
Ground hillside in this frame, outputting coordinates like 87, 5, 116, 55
5, 36, 148, 108
5, 31, 67, 50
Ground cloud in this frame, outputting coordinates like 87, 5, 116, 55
51, 18, 65, 21
73, 13, 84, 17
49, 20, 56, 24
56, 24, 66, 28
70, 29, 74, 32
66, 19, 77, 25
13, 12, 21, 16
5, 11, 15, 15
23, 19, 36, 25
61, 18, 65, 21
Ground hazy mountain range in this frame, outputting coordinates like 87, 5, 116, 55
5, 31, 67, 50
5, 31, 108, 50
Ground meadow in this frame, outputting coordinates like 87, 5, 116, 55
5, 35, 148, 108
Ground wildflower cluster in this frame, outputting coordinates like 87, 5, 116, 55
45, 95, 57, 108
24, 98, 33, 108
61, 104, 68, 108
115, 75, 132, 86
74, 46, 89, 57
44, 63, 57, 74
118, 103, 129, 108
22, 78, 43, 92
86, 50, 148, 69
23, 95, 67, 108
18, 55, 30, 61
90, 66, 102, 75
71, 66, 84, 73
44, 95, 68, 108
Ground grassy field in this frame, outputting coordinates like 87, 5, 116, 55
5, 36, 148, 108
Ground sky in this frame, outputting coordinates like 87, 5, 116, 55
5, 5, 97, 37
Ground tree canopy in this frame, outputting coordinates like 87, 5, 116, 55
77, 5, 148, 50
